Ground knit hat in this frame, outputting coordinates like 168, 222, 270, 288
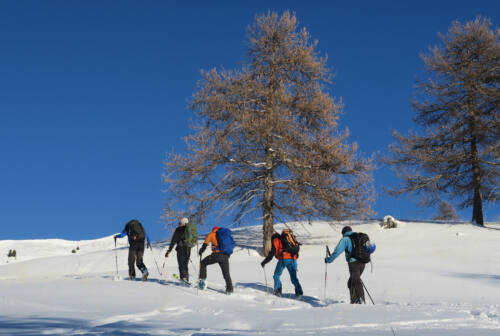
341, 226, 352, 235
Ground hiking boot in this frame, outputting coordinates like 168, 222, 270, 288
351, 297, 364, 304
198, 278, 206, 290
141, 269, 149, 281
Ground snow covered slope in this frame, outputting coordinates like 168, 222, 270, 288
0, 220, 499, 335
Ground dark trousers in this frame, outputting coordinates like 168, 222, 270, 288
128, 245, 147, 277
199, 253, 233, 291
176, 246, 191, 281
348, 261, 365, 304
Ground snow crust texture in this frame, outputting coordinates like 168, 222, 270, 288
1, 221, 499, 335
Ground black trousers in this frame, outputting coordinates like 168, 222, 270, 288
176, 246, 191, 281
199, 253, 233, 291
347, 261, 365, 304
128, 244, 147, 277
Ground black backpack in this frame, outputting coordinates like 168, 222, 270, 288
348, 232, 371, 263
280, 229, 301, 257
128, 220, 145, 241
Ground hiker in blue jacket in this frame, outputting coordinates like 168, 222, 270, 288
114, 219, 151, 281
325, 226, 365, 304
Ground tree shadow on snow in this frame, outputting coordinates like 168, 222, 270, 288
447, 272, 500, 284
0, 316, 151, 335
236, 282, 327, 307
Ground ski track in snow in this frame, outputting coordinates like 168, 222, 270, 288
1, 221, 500, 335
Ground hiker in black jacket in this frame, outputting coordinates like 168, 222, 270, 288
114, 219, 151, 281
165, 217, 191, 282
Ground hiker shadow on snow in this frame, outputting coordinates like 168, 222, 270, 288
236, 282, 328, 307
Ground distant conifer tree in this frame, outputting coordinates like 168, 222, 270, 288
386, 17, 499, 226
433, 201, 460, 221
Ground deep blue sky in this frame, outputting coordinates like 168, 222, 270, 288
1, 1, 498, 241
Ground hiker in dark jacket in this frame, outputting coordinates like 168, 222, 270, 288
114, 219, 151, 281
325, 226, 365, 304
261, 231, 303, 297
198, 226, 233, 294
165, 217, 192, 282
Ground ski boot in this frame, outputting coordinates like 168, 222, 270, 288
198, 278, 206, 290
295, 286, 303, 299
273, 287, 282, 297
141, 269, 149, 281
225, 287, 234, 295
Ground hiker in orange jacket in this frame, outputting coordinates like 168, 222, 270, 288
198, 226, 233, 294
261, 230, 303, 297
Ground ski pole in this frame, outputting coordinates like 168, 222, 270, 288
189, 258, 198, 278
324, 245, 331, 301
361, 279, 375, 305
263, 266, 270, 295
150, 245, 162, 276
114, 238, 119, 277
161, 256, 167, 280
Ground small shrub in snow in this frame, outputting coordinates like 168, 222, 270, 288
381, 215, 398, 229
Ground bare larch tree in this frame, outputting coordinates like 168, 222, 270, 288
386, 17, 499, 226
164, 12, 373, 254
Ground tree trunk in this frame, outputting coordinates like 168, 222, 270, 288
470, 136, 484, 226
472, 186, 484, 225
262, 146, 274, 255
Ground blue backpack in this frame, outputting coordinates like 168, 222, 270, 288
216, 227, 235, 255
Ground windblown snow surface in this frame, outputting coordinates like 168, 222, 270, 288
1, 220, 499, 335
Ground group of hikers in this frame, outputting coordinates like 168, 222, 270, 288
114, 217, 376, 304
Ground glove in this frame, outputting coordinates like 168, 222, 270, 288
165, 251, 170, 258
114, 235, 117, 241
324, 257, 329, 264
199, 244, 207, 256
260, 261, 266, 268
147, 243, 151, 249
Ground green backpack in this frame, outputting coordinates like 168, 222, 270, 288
182, 223, 198, 248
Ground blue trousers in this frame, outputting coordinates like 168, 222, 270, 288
273, 259, 303, 295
